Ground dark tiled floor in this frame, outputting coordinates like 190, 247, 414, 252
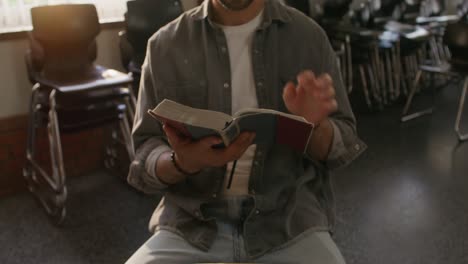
1, 81, 468, 264
0, 173, 160, 264
334, 82, 468, 264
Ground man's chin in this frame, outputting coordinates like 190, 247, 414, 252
217, 0, 254, 11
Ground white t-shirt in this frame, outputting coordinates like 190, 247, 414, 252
218, 10, 264, 196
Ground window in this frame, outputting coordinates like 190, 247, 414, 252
0, 0, 129, 32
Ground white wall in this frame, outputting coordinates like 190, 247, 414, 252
0, 39, 31, 118
0, 0, 198, 119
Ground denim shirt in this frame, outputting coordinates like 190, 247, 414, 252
128, 0, 367, 259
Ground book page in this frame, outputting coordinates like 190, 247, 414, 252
150, 99, 233, 131
234, 108, 308, 123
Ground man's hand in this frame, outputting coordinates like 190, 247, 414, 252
282, 71, 338, 124
163, 124, 255, 174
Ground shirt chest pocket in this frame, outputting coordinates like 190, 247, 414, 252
159, 81, 208, 109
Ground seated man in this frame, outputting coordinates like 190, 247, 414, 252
126, 0, 366, 263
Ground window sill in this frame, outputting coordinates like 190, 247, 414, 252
0, 19, 125, 41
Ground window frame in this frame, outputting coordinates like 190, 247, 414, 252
0, 19, 124, 41
0, 0, 130, 40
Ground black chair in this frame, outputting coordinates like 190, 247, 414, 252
120, 0, 183, 93
459, 0, 468, 18
23, 4, 135, 224
402, 20, 468, 141
284, 0, 311, 17
399, 0, 423, 23
421, 0, 445, 17
322, 0, 353, 21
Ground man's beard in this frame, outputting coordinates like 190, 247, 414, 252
217, 0, 255, 11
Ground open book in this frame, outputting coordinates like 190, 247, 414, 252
148, 99, 315, 153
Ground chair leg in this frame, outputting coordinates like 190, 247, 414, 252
401, 57, 409, 96
385, 49, 395, 101
128, 80, 138, 107
46, 90, 67, 223
359, 65, 372, 109
48, 91, 66, 188
393, 43, 401, 98
371, 49, 384, 108
430, 37, 441, 65
120, 114, 135, 161
367, 64, 383, 110
455, 77, 468, 141
24, 84, 40, 192
24, 88, 67, 225
125, 97, 135, 125
104, 127, 120, 170
401, 69, 436, 122
378, 50, 388, 105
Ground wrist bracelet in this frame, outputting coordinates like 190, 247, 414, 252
170, 151, 200, 176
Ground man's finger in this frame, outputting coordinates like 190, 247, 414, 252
315, 75, 333, 93
321, 86, 336, 99
319, 74, 333, 86
283, 82, 300, 115
327, 99, 338, 113
297, 71, 318, 90
282, 82, 297, 102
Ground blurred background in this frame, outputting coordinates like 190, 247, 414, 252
1, 0, 468, 263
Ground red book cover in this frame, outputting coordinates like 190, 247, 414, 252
276, 115, 313, 153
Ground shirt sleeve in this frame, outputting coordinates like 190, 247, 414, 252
327, 120, 346, 160
127, 35, 172, 194
144, 145, 172, 186
305, 26, 367, 170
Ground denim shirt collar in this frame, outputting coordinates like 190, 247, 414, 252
190, 0, 292, 27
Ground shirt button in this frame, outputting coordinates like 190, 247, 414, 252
255, 209, 260, 215
221, 46, 227, 53
194, 211, 201, 217
212, 193, 217, 198
257, 82, 263, 87
254, 49, 260, 54
224, 83, 230, 89
354, 144, 361, 151
250, 189, 256, 195
254, 161, 259, 166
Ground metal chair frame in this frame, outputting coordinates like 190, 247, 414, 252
23, 84, 136, 224
401, 63, 468, 141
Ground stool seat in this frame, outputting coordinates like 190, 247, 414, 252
31, 65, 132, 93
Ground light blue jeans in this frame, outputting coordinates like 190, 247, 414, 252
126, 197, 346, 264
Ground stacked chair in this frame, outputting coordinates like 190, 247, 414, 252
285, 0, 459, 113
286, 0, 468, 141
119, 0, 183, 94
23, 4, 135, 224
402, 18, 468, 141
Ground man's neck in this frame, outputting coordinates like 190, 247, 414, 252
210, 0, 265, 26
